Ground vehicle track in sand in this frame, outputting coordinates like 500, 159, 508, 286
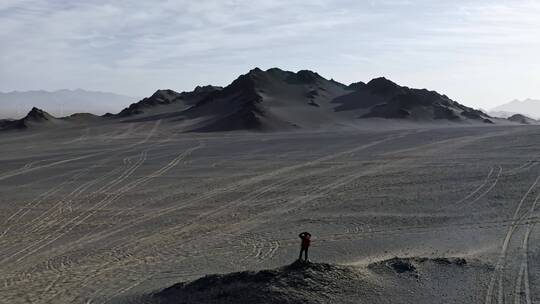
0, 167, 90, 242
484, 173, 540, 304
0, 120, 162, 182
68, 129, 522, 301
109, 131, 513, 275
24, 142, 205, 303
160, 131, 515, 270
0, 121, 169, 257
505, 160, 540, 176
63, 129, 515, 301
8, 140, 200, 269
512, 190, 540, 304
0, 127, 528, 303
78, 212, 540, 304
24, 163, 130, 235
22, 132, 413, 303
0, 120, 167, 267
64, 132, 415, 248
0, 150, 149, 267
464, 166, 503, 208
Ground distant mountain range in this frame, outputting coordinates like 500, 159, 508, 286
489, 99, 540, 119
0, 89, 138, 119
1, 68, 500, 132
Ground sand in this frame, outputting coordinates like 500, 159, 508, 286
1, 122, 539, 303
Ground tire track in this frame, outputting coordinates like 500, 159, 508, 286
67, 131, 416, 252
512, 191, 540, 304
464, 166, 503, 208
5, 128, 517, 303
0, 151, 149, 266
87, 130, 524, 302
506, 160, 539, 176
63, 131, 496, 300
484, 174, 540, 304
29, 133, 410, 302
73, 131, 501, 287
26, 149, 155, 236
30, 142, 205, 303
0, 168, 90, 241
456, 167, 495, 205
23, 163, 129, 235
5, 141, 204, 268
1, 120, 166, 245
0, 120, 161, 182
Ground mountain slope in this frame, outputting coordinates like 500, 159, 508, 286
115, 86, 221, 119
179, 68, 492, 131
345, 78, 491, 121
0, 89, 137, 119
1, 68, 494, 133
1, 107, 61, 129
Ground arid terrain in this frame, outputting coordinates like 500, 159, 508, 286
1, 121, 540, 303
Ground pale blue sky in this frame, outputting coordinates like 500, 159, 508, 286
1, 0, 539, 109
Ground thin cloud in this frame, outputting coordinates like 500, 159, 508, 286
0, 0, 539, 109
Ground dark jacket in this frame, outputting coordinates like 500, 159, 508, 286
299, 232, 311, 248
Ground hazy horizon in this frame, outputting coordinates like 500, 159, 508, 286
1, 1, 539, 110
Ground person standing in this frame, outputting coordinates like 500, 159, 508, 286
298, 232, 311, 261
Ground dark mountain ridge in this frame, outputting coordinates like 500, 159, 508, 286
2, 67, 497, 132
117, 86, 222, 117
173, 68, 493, 131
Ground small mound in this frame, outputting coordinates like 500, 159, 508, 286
368, 256, 469, 279
370, 256, 467, 269
154, 261, 363, 304
508, 113, 537, 124
144, 257, 492, 304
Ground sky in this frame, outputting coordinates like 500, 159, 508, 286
1, 0, 539, 110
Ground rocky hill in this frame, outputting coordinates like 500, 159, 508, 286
1, 107, 59, 129
1, 68, 495, 132
178, 68, 492, 131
